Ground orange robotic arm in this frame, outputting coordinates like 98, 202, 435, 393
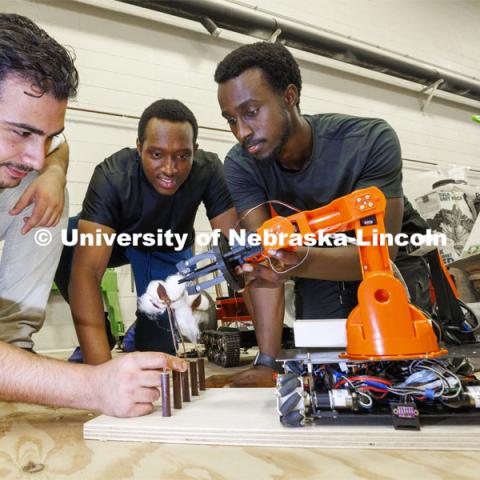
255, 186, 391, 278
254, 186, 446, 360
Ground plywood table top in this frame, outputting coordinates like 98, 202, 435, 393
0, 398, 479, 480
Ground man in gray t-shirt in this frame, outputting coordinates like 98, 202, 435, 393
211, 42, 410, 387
224, 112, 404, 321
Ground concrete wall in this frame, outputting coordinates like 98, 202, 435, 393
1, 0, 478, 349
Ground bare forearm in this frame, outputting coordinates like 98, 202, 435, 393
42, 140, 69, 176
0, 342, 188, 417
70, 270, 111, 365
0, 342, 98, 410
248, 286, 284, 357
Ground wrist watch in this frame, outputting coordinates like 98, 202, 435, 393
253, 352, 281, 371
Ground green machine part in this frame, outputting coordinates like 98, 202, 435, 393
100, 268, 126, 338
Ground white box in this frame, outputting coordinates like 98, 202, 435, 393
293, 319, 347, 348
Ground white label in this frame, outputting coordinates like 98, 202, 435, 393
331, 389, 349, 408
294, 319, 347, 348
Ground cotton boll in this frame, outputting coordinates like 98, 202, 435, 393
185, 292, 209, 311
173, 303, 200, 343
195, 294, 209, 311
193, 309, 209, 327
137, 274, 203, 343
146, 279, 167, 303
137, 280, 167, 317
137, 293, 158, 317
163, 274, 186, 302
184, 293, 198, 307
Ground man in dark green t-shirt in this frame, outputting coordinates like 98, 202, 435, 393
211, 42, 429, 387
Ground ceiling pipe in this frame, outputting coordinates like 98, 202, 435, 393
117, 0, 480, 102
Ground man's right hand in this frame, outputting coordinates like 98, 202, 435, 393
91, 352, 187, 417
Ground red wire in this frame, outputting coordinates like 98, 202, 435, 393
350, 376, 392, 385
335, 376, 392, 388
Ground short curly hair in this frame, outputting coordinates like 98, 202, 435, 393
138, 99, 198, 145
0, 13, 78, 100
214, 42, 302, 105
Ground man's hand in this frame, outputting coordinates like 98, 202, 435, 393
238, 249, 302, 289
9, 165, 66, 234
91, 352, 187, 418
9, 139, 68, 235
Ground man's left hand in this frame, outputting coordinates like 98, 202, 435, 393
9, 167, 66, 234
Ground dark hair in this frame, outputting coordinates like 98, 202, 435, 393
214, 42, 302, 105
0, 14, 78, 100
138, 99, 199, 145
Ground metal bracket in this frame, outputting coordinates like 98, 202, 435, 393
269, 28, 282, 43
420, 79, 444, 112
200, 16, 221, 38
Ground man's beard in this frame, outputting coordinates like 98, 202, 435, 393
258, 113, 291, 166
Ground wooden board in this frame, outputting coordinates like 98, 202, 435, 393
84, 388, 480, 450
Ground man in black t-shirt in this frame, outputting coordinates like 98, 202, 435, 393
208, 42, 430, 387
55, 99, 236, 365
224, 112, 404, 320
